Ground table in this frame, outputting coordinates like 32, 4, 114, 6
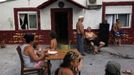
45, 49, 80, 75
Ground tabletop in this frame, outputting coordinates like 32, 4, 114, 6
45, 49, 80, 60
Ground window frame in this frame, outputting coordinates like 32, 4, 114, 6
14, 8, 40, 31
106, 13, 132, 29
18, 12, 38, 30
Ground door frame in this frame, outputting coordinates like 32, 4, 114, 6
51, 8, 73, 43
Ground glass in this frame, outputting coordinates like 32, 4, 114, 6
18, 13, 38, 30
106, 14, 131, 28
37, 48, 43, 55
29, 14, 37, 29
19, 14, 28, 30
118, 14, 128, 27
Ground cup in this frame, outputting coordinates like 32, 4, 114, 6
37, 48, 43, 55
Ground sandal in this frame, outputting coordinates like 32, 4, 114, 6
122, 69, 132, 74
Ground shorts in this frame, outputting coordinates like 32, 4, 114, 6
114, 31, 123, 37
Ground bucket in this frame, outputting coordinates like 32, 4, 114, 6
59, 44, 70, 50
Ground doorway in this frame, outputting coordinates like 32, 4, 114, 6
51, 8, 72, 44
55, 12, 68, 44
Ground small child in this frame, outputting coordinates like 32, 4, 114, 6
33, 43, 45, 68
49, 31, 57, 50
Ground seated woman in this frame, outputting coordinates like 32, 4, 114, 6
48, 31, 57, 50
21, 33, 47, 69
85, 26, 105, 54
55, 51, 82, 75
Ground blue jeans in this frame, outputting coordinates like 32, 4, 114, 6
76, 34, 84, 54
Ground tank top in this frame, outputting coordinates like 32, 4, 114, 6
21, 44, 36, 68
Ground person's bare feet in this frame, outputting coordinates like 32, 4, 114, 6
93, 48, 99, 55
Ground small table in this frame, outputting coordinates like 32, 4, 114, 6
45, 49, 80, 75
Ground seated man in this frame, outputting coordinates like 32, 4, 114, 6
112, 19, 123, 46
85, 26, 105, 54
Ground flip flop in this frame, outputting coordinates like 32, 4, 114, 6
122, 69, 132, 74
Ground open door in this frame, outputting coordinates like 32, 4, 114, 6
51, 8, 72, 44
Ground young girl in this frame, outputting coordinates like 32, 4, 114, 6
55, 51, 82, 75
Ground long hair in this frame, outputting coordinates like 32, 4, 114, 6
60, 51, 79, 68
55, 51, 80, 75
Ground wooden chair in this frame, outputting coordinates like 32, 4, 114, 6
16, 46, 44, 75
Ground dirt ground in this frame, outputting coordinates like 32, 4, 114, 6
0, 45, 134, 75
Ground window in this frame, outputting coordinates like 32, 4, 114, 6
118, 14, 129, 27
18, 12, 38, 30
106, 14, 131, 30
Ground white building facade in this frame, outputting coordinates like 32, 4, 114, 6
0, 0, 134, 44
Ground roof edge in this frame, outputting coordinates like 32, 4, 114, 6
37, 0, 86, 9
0, 0, 16, 3
67, 0, 86, 9
37, 0, 57, 9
